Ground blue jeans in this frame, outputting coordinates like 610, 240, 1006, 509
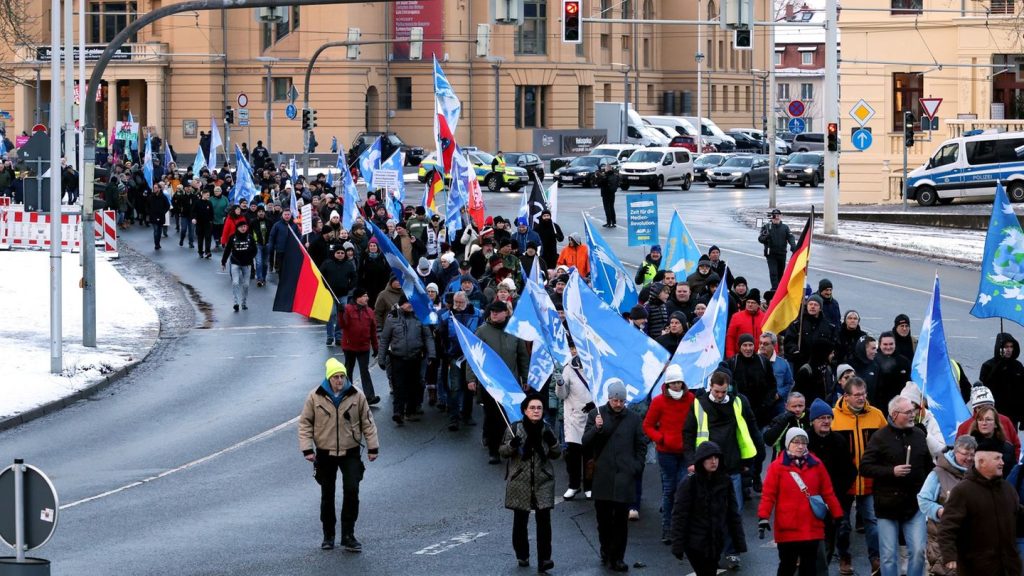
326, 299, 346, 341
230, 264, 251, 306
446, 361, 473, 423
178, 216, 195, 245
255, 244, 268, 281
656, 452, 688, 533
877, 512, 927, 576
837, 494, 879, 561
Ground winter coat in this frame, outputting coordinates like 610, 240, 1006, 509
758, 452, 843, 543
556, 362, 594, 444
220, 213, 247, 246
191, 198, 214, 225
860, 424, 935, 520
645, 300, 670, 339
373, 284, 404, 329
268, 219, 299, 253
379, 310, 435, 360
836, 325, 866, 365
873, 352, 911, 410
671, 442, 747, 560
980, 332, 1024, 427
359, 251, 392, 307
685, 269, 712, 297
655, 331, 684, 353
683, 393, 761, 475
470, 320, 529, 384
597, 169, 620, 195
643, 384, 696, 455
438, 305, 481, 358
534, 219, 564, 263
250, 217, 272, 246
794, 343, 840, 408
666, 296, 696, 321
937, 468, 1023, 576
817, 293, 841, 328
298, 382, 379, 457
782, 310, 836, 369
808, 429, 858, 498
583, 403, 646, 503
340, 303, 378, 354
725, 353, 776, 427
831, 397, 888, 496
320, 255, 357, 303
221, 231, 257, 267
763, 410, 810, 458
556, 244, 590, 279
209, 193, 229, 224
725, 309, 766, 358
917, 451, 969, 576
758, 221, 796, 257
848, 336, 880, 400
500, 420, 562, 511
145, 192, 170, 225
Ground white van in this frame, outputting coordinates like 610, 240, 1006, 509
680, 117, 736, 151
619, 147, 694, 191
907, 130, 1024, 206
644, 116, 699, 138
628, 109, 670, 146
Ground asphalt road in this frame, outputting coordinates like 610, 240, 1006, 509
1, 180, 996, 575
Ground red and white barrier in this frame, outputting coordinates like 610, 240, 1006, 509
0, 206, 117, 256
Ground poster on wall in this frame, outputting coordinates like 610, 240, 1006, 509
392, 0, 443, 60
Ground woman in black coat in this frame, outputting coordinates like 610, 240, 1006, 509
835, 310, 866, 365
671, 441, 747, 576
359, 238, 393, 307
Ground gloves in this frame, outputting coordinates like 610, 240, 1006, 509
543, 428, 556, 446
758, 519, 771, 540
583, 402, 596, 413
371, 350, 378, 359
509, 436, 522, 449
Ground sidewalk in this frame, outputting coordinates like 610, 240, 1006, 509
0, 250, 159, 425
736, 204, 986, 267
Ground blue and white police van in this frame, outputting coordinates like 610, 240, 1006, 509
906, 129, 1024, 206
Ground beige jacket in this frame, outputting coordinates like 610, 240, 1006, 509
298, 385, 379, 457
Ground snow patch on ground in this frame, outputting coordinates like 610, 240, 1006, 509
815, 219, 985, 264
0, 251, 159, 420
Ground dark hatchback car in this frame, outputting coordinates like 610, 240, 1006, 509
707, 155, 772, 188
693, 153, 729, 182
777, 152, 824, 187
504, 152, 545, 181
554, 155, 619, 187
348, 132, 426, 166
727, 130, 768, 153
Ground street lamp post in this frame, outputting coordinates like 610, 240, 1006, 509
695, 0, 703, 152
255, 56, 278, 155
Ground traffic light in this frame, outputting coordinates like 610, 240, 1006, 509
904, 110, 915, 147
562, 0, 581, 44
476, 23, 491, 57
827, 122, 838, 152
301, 109, 311, 131
225, 106, 234, 124
310, 108, 318, 129
733, 28, 752, 50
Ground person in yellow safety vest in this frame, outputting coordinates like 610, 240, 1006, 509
634, 244, 662, 286
96, 131, 107, 149
683, 369, 761, 571
491, 150, 506, 173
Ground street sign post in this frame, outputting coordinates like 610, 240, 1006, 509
787, 100, 805, 118
852, 128, 873, 151
0, 460, 58, 572
848, 99, 876, 127
787, 117, 806, 135
237, 93, 248, 108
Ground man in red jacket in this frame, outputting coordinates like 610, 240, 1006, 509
341, 288, 380, 405
726, 290, 765, 358
642, 364, 696, 545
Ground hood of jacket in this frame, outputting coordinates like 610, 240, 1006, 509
937, 449, 969, 477
693, 440, 723, 467
853, 335, 874, 364
993, 332, 1021, 360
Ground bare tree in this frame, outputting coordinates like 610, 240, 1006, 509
0, 0, 36, 87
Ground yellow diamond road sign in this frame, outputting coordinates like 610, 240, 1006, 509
849, 99, 876, 127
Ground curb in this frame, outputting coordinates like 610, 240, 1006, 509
0, 358, 148, 432
780, 209, 993, 231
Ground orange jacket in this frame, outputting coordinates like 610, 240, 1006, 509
557, 244, 590, 279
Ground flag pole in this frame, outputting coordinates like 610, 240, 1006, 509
796, 207, 814, 353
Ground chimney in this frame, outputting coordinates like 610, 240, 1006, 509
785, 2, 796, 21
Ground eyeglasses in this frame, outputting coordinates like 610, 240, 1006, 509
790, 439, 808, 445
525, 405, 544, 411
894, 409, 916, 416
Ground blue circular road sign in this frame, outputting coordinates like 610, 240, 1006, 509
285, 104, 297, 120
852, 128, 873, 151
787, 117, 806, 134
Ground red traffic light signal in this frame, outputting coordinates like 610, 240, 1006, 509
562, 0, 582, 43
827, 122, 838, 152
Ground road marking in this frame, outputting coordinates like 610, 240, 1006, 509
244, 354, 277, 359
414, 532, 489, 555
59, 417, 297, 510
205, 325, 320, 331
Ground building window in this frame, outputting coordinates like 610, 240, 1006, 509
729, 47, 735, 70
777, 83, 790, 100
263, 77, 293, 102
623, 0, 632, 16
600, 34, 610, 50
801, 52, 813, 66
745, 85, 751, 111
774, 52, 782, 66
991, 0, 1015, 13
622, 35, 631, 51
515, 1, 547, 55
892, 72, 923, 131
261, 6, 300, 50
515, 85, 549, 128
578, 86, 593, 128
718, 40, 725, 69
88, 2, 138, 44
733, 86, 740, 112
722, 85, 729, 112
603, 83, 612, 101
643, 38, 650, 67
396, 77, 413, 110
643, 0, 654, 19
648, 84, 655, 107
891, 0, 922, 13
801, 83, 813, 100
601, 0, 610, 17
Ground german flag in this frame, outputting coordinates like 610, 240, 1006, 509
273, 228, 334, 321
761, 211, 813, 337
426, 169, 443, 214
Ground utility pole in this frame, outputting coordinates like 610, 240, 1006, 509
50, 0, 63, 372
695, 0, 703, 153
63, 0, 73, 167
823, 0, 839, 233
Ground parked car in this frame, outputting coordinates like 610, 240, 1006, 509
348, 132, 426, 166
669, 135, 715, 154
550, 156, 575, 174
693, 153, 729, 182
777, 152, 824, 187
553, 155, 619, 187
706, 154, 772, 188
417, 150, 529, 191
791, 132, 825, 152
727, 130, 768, 153
907, 129, 1024, 206
619, 147, 693, 191
731, 128, 790, 154
503, 152, 545, 181
590, 144, 642, 162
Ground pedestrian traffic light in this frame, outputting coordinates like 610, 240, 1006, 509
225, 106, 234, 124
904, 110, 915, 147
562, 0, 581, 44
301, 109, 311, 131
827, 122, 838, 152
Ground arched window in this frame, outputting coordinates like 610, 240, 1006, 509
643, 0, 654, 19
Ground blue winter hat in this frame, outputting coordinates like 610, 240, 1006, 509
809, 398, 833, 421
650, 244, 662, 254
515, 217, 528, 226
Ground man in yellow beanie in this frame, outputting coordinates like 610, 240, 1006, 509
299, 358, 379, 552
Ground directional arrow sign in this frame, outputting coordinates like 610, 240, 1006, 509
852, 128, 873, 151
919, 97, 942, 120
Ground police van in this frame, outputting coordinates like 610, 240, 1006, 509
907, 130, 1024, 206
